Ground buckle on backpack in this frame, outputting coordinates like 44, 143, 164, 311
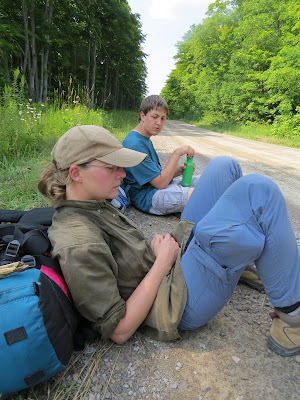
21, 255, 36, 267
6, 240, 20, 257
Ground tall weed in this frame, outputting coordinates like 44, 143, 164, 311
0, 105, 135, 210
0, 73, 105, 163
103, 110, 137, 141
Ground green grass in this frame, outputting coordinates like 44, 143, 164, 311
0, 155, 51, 210
103, 109, 137, 142
0, 103, 105, 163
0, 106, 136, 211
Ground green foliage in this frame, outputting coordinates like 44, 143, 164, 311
0, 0, 146, 109
162, 0, 300, 140
102, 109, 137, 141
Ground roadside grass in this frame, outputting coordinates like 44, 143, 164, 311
0, 103, 104, 163
0, 155, 50, 210
188, 120, 300, 148
0, 107, 135, 211
103, 109, 137, 142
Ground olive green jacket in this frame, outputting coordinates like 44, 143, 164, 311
49, 200, 194, 341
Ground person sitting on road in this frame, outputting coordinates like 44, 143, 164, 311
122, 95, 200, 215
38, 124, 300, 357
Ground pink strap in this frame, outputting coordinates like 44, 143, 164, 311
40, 265, 71, 300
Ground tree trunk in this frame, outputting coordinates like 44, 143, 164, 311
102, 62, 108, 109
2, 55, 11, 85
113, 65, 119, 109
39, 50, 44, 102
90, 39, 97, 109
86, 34, 91, 108
42, 47, 50, 102
29, 3, 38, 101
86, 33, 91, 89
22, 0, 31, 80
42, 0, 53, 102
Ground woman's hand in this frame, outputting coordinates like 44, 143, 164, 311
151, 233, 180, 274
110, 233, 180, 344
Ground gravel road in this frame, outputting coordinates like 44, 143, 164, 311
23, 121, 300, 400
161, 120, 300, 234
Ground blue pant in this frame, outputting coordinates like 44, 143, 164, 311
179, 156, 300, 331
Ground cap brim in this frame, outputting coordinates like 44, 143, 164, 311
96, 147, 147, 167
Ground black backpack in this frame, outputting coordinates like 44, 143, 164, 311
0, 207, 97, 398
0, 207, 58, 269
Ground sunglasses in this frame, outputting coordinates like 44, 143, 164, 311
85, 163, 119, 171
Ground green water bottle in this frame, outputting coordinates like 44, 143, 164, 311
181, 156, 194, 187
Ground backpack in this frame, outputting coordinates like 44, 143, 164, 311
110, 184, 128, 213
0, 207, 79, 398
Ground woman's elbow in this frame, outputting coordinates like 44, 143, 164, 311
110, 331, 129, 345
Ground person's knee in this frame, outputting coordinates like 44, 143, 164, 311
243, 174, 279, 192
210, 156, 241, 172
211, 155, 237, 165
187, 187, 194, 201
241, 174, 283, 208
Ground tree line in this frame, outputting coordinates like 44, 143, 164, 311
0, 0, 147, 110
162, 0, 300, 138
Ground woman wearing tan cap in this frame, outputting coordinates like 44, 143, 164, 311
38, 125, 300, 357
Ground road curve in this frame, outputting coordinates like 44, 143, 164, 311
154, 120, 300, 234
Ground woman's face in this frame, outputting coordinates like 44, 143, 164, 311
69, 160, 126, 201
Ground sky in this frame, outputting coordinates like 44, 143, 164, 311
127, 0, 214, 95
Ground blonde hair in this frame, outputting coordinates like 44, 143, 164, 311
38, 162, 72, 202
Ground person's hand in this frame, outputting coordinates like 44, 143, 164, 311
151, 234, 180, 275
173, 165, 185, 177
150, 234, 164, 252
175, 145, 195, 158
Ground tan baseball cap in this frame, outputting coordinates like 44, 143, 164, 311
51, 125, 147, 170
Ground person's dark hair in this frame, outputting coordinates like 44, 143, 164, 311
138, 95, 169, 122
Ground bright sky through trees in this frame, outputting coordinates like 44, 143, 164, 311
127, 0, 214, 95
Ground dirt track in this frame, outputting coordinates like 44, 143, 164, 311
161, 120, 300, 234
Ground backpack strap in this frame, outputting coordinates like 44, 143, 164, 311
0, 224, 52, 268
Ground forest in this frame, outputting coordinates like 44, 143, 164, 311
162, 0, 300, 138
0, 0, 146, 110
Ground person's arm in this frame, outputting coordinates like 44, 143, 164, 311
110, 234, 180, 344
150, 145, 195, 189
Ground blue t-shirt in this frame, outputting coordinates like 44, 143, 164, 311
122, 131, 162, 212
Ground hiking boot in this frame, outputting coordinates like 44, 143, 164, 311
239, 263, 264, 292
267, 310, 300, 356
